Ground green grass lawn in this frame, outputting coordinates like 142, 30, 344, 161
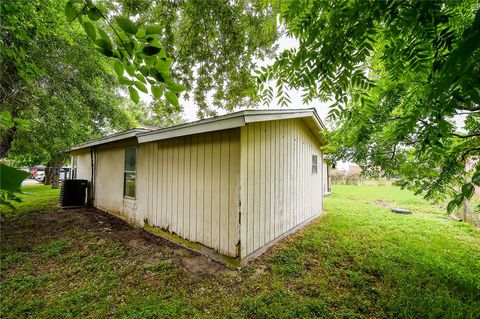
1, 184, 60, 217
1, 184, 479, 318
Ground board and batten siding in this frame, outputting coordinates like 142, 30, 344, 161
239, 118, 323, 258
137, 128, 241, 257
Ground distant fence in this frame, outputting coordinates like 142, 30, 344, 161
454, 199, 480, 229
332, 176, 363, 185
332, 176, 395, 186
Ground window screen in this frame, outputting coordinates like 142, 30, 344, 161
312, 155, 318, 174
124, 147, 137, 198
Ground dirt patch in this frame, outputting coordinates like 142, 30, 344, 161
180, 256, 229, 275
373, 200, 392, 207
1, 208, 232, 276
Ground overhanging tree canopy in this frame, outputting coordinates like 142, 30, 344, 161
262, 0, 480, 209
96, 0, 280, 117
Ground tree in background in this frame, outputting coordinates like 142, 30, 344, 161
263, 0, 480, 214
95, 0, 279, 118
0, 0, 142, 188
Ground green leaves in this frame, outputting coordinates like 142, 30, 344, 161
113, 60, 124, 77
0, 164, 29, 192
446, 200, 457, 214
454, 194, 464, 206
165, 81, 186, 93
63, 2, 184, 108
154, 58, 172, 72
152, 86, 163, 99
472, 173, 480, 186
95, 38, 111, 50
1, 110, 14, 128
65, 2, 77, 22
128, 86, 139, 104
146, 25, 162, 35
134, 81, 148, 94
261, 0, 480, 215
1, 111, 29, 130
461, 183, 474, 200
115, 17, 138, 35
87, 7, 102, 21
125, 63, 135, 77
165, 92, 179, 108
143, 46, 162, 56
447, 174, 478, 214
83, 22, 96, 40
97, 28, 111, 44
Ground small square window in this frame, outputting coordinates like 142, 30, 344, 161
124, 147, 136, 198
312, 155, 318, 174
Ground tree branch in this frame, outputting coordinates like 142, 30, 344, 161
172, 23, 194, 66
459, 147, 480, 162
96, 7, 142, 72
451, 132, 480, 138
390, 144, 397, 160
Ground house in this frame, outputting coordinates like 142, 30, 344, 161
70, 108, 328, 265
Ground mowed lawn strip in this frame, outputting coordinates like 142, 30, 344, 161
1, 184, 60, 217
1, 184, 479, 318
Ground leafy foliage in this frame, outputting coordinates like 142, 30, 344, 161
0, 0, 141, 164
97, 0, 279, 118
64, 0, 187, 110
263, 0, 480, 209
0, 164, 29, 209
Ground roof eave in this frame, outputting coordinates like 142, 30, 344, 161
137, 115, 246, 144
71, 109, 328, 150
70, 129, 146, 152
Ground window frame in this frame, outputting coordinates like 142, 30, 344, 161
123, 147, 137, 199
312, 154, 318, 175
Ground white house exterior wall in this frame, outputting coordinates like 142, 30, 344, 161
239, 118, 323, 258
75, 150, 91, 181
94, 143, 139, 223
136, 128, 241, 257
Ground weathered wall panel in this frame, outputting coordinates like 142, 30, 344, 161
138, 128, 241, 257
73, 139, 142, 225
239, 118, 323, 258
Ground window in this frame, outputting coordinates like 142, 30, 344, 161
124, 147, 137, 198
312, 155, 318, 174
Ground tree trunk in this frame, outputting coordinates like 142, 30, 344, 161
44, 166, 52, 185
51, 166, 60, 189
462, 198, 470, 222
45, 163, 61, 188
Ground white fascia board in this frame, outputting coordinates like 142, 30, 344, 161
70, 131, 139, 151
137, 115, 246, 143
243, 110, 313, 123
244, 108, 326, 132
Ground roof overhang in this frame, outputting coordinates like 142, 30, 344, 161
70, 128, 153, 151
137, 113, 246, 144
71, 108, 327, 151
138, 108, 326, 144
